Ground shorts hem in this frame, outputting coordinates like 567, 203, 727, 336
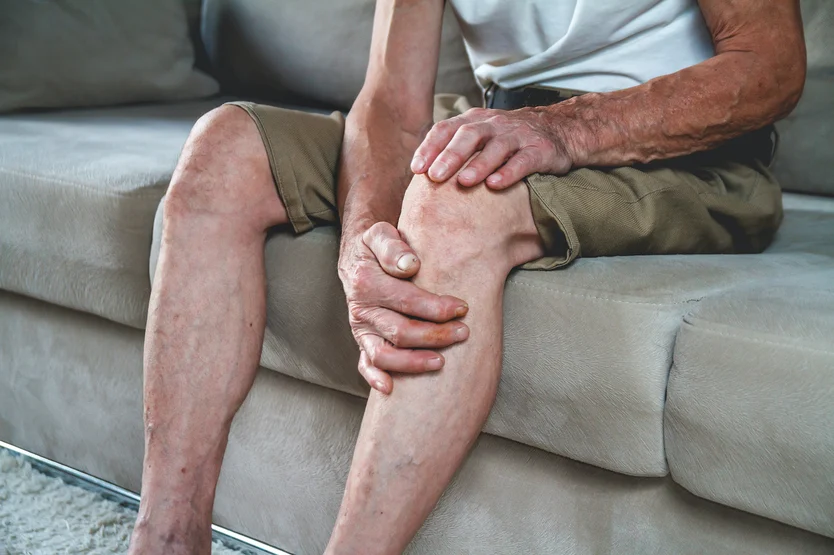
225, 101, 313, 234
521, 174, 581, 271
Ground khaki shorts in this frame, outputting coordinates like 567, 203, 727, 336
229, 95, 782, 270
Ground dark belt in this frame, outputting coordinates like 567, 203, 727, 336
484, 83, 584, 110
483, 83, 777, 165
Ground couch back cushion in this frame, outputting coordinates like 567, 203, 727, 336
772, 0, 834, 196
201, 0, 481, 111
0, 0, 218, 112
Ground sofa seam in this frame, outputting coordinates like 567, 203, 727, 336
681, 318, 834, 356
511, 279, 701, 306
0, 167, 168, 199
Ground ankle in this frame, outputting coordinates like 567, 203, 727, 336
129, 507, 212, 555
142, 478, 215, 519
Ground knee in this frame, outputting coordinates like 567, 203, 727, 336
398, 173, 541, 272
164, 105, 271, 224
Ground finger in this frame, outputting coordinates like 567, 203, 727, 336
360, 334, 445, 374
485, 147, 546, 189
362, 221, 421, 278
358, 351, 393, 394
347, 268, 468, 322
410, 116, 467, 175
457, 135, 518, 186
427, 122, 492, 182
368, 307, 470, 348
379, 278, 469, 322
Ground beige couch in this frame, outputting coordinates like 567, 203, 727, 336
1, 1, 833, 553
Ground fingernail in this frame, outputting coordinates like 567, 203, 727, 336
426, 357, 444, 371
487, 174, 502, 186
429, 162, 448, 181
455, 326, 469, 341
397, 254, 417, 272
455, 304, 469, 317
459, 169, 475, 182
411, 156, 426, 173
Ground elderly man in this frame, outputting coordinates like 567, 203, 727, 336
129, 0, 805, 553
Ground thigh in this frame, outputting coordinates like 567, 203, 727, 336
228, 102, 345, 234
523, 157, 782, 270
429, 95, 782, 270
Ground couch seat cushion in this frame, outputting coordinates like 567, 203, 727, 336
665, 267, 834, 538
148, 192, 834, 477
0, 100, 224, 328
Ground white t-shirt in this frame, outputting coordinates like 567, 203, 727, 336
448, 0, 715, 93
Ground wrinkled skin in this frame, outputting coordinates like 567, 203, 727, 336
338, 0, 806, 393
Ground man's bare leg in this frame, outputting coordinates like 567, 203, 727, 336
128, 106, 288, 554
325, 174, 544, 555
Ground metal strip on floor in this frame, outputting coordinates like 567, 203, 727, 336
0, 440, 293, 555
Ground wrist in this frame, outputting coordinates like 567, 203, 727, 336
340, 215, 377, 249
542, 94, 603, 169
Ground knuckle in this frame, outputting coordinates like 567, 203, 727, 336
364, 221, 390, 246
347, 303, 366, 325
441, 149, 465, 165
393, 296, 411, 316
528, 148, 544, 165
352, 266, 374, 289
529, 135, 550, 149
432, 119, 453, 135
491, 136, 514, 151
370, 220, 393, 235
361, 227, 375, 245
357, 333, 375, 353
367, 344, 385, 365
419, 299, 443, 321
515, 151, 535, 167
457, 123, 478, 139
388, 324, 402, 346
487, 114, 507, 126
438, 299, 455, 319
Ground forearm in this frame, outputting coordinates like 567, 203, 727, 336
338, 93, 430, 240
547, 49, 804, 168
548, 0, 806, 169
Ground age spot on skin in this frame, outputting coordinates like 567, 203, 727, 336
424, 328, 448, 344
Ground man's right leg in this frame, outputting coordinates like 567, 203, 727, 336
128, 105, 289, 554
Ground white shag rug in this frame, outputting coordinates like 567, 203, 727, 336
0, 450, 240, 554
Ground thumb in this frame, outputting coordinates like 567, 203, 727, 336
362, 221, 421, 278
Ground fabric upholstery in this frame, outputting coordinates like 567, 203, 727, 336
184, 0, 211, 72
2, 292, 833, 555
769, 193, 834, 256
148, 191, 834, 477
0, 0, 218, 112
201, 0, 482, 111
771, 0, 834, 196
0, 293, 145, 492
0, 100, 226, 329
665, 268, 834, 538
3, 96, 833, 485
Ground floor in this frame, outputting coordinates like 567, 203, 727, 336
0, 440, 292, 555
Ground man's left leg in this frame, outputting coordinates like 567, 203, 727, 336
325, 173, 544, 555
